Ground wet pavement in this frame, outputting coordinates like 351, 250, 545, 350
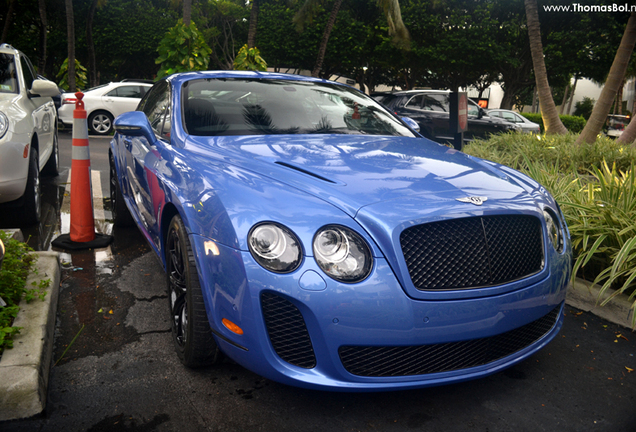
0, 131, 635, 431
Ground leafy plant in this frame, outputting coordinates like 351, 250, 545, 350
519, 113, 586, 133
573, 97, 596, 120
156, 19, 212, 79
233, 44, 267, 72
0, 231, 49, 354
56, 58, 88, 91
465, 135, 636, 326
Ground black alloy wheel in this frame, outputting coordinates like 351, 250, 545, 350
166, 215, 221, 367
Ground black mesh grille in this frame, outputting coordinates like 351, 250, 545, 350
261, 292, 316, 368
400, 215, 543, 290
339, 305, 561, 377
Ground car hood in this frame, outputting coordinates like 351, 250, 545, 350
186, 134, 536, 218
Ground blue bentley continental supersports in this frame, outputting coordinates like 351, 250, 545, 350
109, 71, 572, 391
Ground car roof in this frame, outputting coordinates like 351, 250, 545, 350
0, 43, 20, 56
165, 70, 352, 88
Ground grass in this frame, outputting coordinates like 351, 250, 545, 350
464, 133, 636, 326
0, 231, 49, 354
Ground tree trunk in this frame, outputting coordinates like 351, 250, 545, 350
65, 0, 76, 92
560, 81, 570, 115
1, 0, 15, 44
617, 80, 624, 115
567, 77, 578, 115
37, 0, 47, 74
183, 0, 192, 27
86, 0, 98, 87
524, 0, 567, 134
311, 0, 343, 78
576, 12, 636, 145
247, 0, 259, 49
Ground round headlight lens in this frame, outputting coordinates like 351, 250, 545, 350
543, 209, 563, 253
249, 223, 302, 273
313, 225, 373, 283
0, 111, 8, 139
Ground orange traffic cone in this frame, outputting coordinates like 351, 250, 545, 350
69, 92, 95, 242
52, 92, 112, 251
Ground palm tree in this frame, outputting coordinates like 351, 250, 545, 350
577, 12, 636, 145
1, 0, 15, 43
524, 0, 567, 134
87, 0, 107, 87
37, 0, 47, 74
65, 0, 76, 92
247, 0, 259, 49
294, 0, 409, 78
183, 0, 192, 26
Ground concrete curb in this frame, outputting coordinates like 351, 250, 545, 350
0, 251, 60, 421
566, 277, 635, 330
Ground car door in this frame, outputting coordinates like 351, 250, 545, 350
103, 85, 146, 119
120, 81, 170, 249
20, 55, 54, 165
421, 93, 452, 141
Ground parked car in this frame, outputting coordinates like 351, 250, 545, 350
487, 109, 541, 134
58, 79, 153, 135
606, 114, 630, 139
110, 71, 572, 391
372, 90, 521, 143
0, 43, 60, 225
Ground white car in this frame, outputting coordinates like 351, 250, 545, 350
487, 109, 541, 134
58, 80, 153, 135
0, 43, 60, 225
606, 114, 629, 139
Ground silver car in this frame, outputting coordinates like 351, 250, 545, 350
487, 109, 541, 134
0, 43, 60, 224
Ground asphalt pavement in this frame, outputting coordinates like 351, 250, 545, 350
0, 131, 634, 431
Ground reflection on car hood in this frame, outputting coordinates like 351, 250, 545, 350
186, 134, 533, 216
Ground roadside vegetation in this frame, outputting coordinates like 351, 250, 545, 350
464, 133, 636, 325
0, 231, 49, 354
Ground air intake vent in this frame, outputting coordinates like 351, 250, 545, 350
261, 292, 316, 368
339, 304, 561, 377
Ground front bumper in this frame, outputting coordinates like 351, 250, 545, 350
190, 234, 570, 391
0, 134, 30, 203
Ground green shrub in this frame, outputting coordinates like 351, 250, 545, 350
573, 97, 595, 120
0, 232, 48, 354
465, 135, 636, 326
156, 19, 212, 79
519, 113, 586, 133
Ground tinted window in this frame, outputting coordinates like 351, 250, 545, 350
182, 79, 416, 137
405, 95, 423, 109
0, 54, 17, 93
423, 94, 448, 112
20, 55, 35, 90
489, 111, 501, 118
106, 85, 143, 98
140, 80, 170, 137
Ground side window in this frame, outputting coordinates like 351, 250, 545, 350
489, 111, 501, 118
466, 102, 480, 117
405, 95, 423, 109
502, 112, 516, 122
514, 113, 525, 123
423, 95, 448, 112
106, 86, 142, 98
19, 55, 35, 90
141, 80, 170, 139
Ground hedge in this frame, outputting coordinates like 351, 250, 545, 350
520, 113, 586, 133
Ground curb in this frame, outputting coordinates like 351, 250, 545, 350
566, 277, 635, 330
0, 251, 60, 421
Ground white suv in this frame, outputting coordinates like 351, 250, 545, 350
0, 43, 60, 225
58, 80, 153, 135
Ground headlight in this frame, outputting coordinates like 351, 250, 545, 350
248, 223, 302, 273
0, 111, 8, 139
543, 209, 564, 253
313, 225, 373, 283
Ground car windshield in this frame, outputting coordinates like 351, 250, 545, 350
182, 78, 417, 137
0, 53, 18, 94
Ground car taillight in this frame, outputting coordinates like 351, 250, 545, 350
62, 98, 77, 105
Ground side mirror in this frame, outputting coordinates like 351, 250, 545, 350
401, 116, 420, 132
478, 108, 485, 119
30, 80, 60, 98
114, 111, 154, 138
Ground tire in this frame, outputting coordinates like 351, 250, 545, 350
166, 215, 221, 367
109, 152, 135, 227
88, 111, 114, 135
18, 147, 41, 225
42, 130, 59, 176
